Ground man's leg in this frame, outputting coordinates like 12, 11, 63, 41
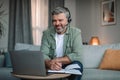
67, 61, 83, 80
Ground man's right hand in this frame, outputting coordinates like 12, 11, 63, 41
45, 59, 62, 70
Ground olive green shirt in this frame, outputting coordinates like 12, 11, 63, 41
40, 26, 83, 62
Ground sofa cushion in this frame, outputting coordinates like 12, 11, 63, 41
0, 55, 4, 67
81, 69, 120, 80
0, 67, 20, 80
14, 43, 40, 51
99, 49, 120, 70
81, 43, 120, 68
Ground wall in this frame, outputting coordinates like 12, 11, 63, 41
65, 0, 120, 45
0, 0, 9, 50
1, 0, 120, 50
65, 0, 77, 27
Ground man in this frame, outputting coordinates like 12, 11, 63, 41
40, 7, 83, 80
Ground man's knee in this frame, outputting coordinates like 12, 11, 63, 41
72, 61, 83, 72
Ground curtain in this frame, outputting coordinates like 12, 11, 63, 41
31, 0, 48, 45
8, 0, 33, 51
49, 0, 64, 26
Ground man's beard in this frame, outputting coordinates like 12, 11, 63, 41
55, 26, 67, 34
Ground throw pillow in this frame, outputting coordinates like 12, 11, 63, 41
99, 49, 120, 70
4, 52, 12, 68
0, 55, 4, 67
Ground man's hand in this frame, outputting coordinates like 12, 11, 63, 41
45, 56, 71, 70
45, 59, 62, 70
50, 60, 62, 70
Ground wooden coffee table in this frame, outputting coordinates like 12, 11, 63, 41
11, 72, 71, 80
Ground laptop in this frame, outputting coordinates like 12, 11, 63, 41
10, 51, 47, 76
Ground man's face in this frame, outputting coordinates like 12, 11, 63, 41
52, 13, 68, 34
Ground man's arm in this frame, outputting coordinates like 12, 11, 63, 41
66, 29, 83, 62
45, 56, 71, 70
53, 56, 71, 64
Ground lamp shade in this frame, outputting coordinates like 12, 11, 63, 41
89, 36, 100, 45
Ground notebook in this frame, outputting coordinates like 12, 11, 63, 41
10, 51, 47, 76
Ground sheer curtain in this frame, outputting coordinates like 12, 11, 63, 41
31, 0, 48, 45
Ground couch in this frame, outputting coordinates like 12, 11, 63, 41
81, 44, 120, 80
0, 55, 20, 80
0, 43, 120, 80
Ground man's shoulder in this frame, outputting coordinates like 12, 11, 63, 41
43, 27, 54, 34
69, 27, 81, 33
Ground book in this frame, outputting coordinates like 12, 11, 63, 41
48, 64, 82, 75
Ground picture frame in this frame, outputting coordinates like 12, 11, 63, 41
101, 0, 116, 25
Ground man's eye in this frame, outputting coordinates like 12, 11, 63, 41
52, 20, 56, 22
59, 20, 62, 22
59, 20, 63, 22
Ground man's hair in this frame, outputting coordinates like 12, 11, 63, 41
52, 7, 72, 23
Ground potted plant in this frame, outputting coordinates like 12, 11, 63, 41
0, 21, 4, 37
0, 2, 6, 38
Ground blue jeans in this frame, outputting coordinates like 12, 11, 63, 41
63, 61, 83, 80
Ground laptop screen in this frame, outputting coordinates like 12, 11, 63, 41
10, 51, 46, 76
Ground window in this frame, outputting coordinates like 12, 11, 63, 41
31, 0, 48, 45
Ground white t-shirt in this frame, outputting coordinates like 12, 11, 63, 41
55, 33, 64, 57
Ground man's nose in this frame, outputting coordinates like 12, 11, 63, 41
56, 21, 60, 25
